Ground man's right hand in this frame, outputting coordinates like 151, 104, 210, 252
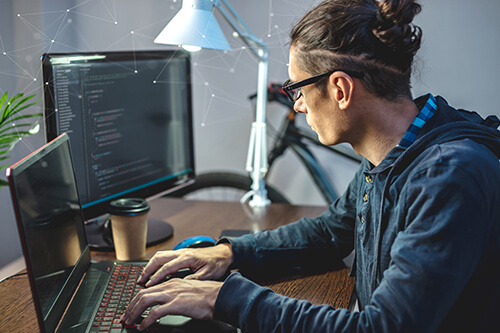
138, 243, 233, 287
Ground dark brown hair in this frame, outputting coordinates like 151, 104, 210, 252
290, 0, 422, 100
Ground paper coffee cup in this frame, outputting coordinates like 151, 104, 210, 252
109, 198, 150, 261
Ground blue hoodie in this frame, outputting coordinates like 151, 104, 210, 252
214, 95, 500, 332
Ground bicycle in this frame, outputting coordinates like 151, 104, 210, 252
166, 83, 362, 204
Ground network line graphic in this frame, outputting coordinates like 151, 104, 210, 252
1, 0, 308, 138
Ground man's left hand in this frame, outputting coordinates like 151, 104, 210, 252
120, 278, 223, 331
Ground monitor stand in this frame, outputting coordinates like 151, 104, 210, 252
85, 216, 173, 251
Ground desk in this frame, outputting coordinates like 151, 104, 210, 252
0, 198, 354, 331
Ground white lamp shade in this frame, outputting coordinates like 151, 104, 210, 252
154, 6, 231, 51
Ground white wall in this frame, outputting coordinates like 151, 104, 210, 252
1, 0, 499, 271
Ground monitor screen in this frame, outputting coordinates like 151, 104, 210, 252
41, 50, 195, 247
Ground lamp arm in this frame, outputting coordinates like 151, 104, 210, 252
215, 0, 268, 61
212, 0, 270, 207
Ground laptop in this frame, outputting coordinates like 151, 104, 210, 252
6, 134, 235, 333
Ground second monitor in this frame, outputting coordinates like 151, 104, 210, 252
42, 49, 195, 250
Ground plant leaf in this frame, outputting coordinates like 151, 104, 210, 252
10, 93, 35, 111
0, 94, 23, 122
5, 113, 42, 123
0, 122, 35, 136
8, 98, 38, 119
0, 92, 8, 110
0, 125, 31, 135
0, 131, 32, 140
0, 92, 39, 187
1, 99, 39, 125
0, 143, 18, 152
1, 93, 37, 122
0, 135, 19, 144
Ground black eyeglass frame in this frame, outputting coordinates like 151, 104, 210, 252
282, 69, 364, 102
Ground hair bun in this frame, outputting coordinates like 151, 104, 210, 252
372, 0, 422, 70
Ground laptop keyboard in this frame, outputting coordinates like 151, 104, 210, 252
90, 263, 147, 332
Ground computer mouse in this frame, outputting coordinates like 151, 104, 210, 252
166, 267, 194, 279
173, 236, 216, 250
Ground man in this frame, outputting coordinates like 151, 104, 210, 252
121, 0, 500, 331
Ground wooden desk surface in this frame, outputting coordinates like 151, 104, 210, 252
0, 198, 354, 331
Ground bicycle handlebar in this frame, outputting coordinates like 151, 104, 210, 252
248, 82, 294, 109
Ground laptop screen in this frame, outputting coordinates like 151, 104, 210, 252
7, 134, 89, 328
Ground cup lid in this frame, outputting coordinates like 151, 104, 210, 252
108, 198, 150, 216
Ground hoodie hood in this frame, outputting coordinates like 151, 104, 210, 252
392, 95, 500, 175
370, 95, 500, 294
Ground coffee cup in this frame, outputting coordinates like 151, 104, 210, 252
108, 198, 150, 261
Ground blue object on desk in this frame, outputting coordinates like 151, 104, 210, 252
174, 236, 216, 250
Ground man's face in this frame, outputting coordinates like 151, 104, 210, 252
288, 48, 347, 146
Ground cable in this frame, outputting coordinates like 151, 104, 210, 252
0, 271, 28, 284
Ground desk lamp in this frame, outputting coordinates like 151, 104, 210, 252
154, 0, 270, 207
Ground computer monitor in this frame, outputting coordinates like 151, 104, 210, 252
41, 50, 195, 250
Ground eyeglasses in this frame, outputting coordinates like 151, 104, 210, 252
282, 69, 364, 102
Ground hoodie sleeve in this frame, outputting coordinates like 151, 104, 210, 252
219, 161, 365, 275
214, 272, 357, 333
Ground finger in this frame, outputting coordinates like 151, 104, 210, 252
138, 253, 166, 284
120, 290, 143, 324
183, 265, 209, 280
122, 285, 164, 325
139, 251, 176, 284
183, 274, 198, 280
183, 263, 221, 281
123, 293, 153, 326
137, 303, 177, 331
146, 257, 194, 287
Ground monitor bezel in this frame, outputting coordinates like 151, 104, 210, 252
41, 50, 196, 222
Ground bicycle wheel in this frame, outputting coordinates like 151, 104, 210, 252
165, 172, 289, 203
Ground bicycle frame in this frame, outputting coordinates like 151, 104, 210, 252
167, 85, 364, 205
266, 109, 362, 204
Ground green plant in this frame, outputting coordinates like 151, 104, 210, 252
0, 92, 41, 187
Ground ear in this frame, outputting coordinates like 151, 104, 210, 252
329, 72, 355, 110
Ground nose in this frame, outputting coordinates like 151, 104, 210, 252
293, 97, 306, 114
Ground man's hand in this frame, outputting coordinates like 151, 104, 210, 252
139, 243, 233, 287
120, 278, 223, 331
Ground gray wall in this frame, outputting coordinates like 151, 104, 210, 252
1, 0, 499, 269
